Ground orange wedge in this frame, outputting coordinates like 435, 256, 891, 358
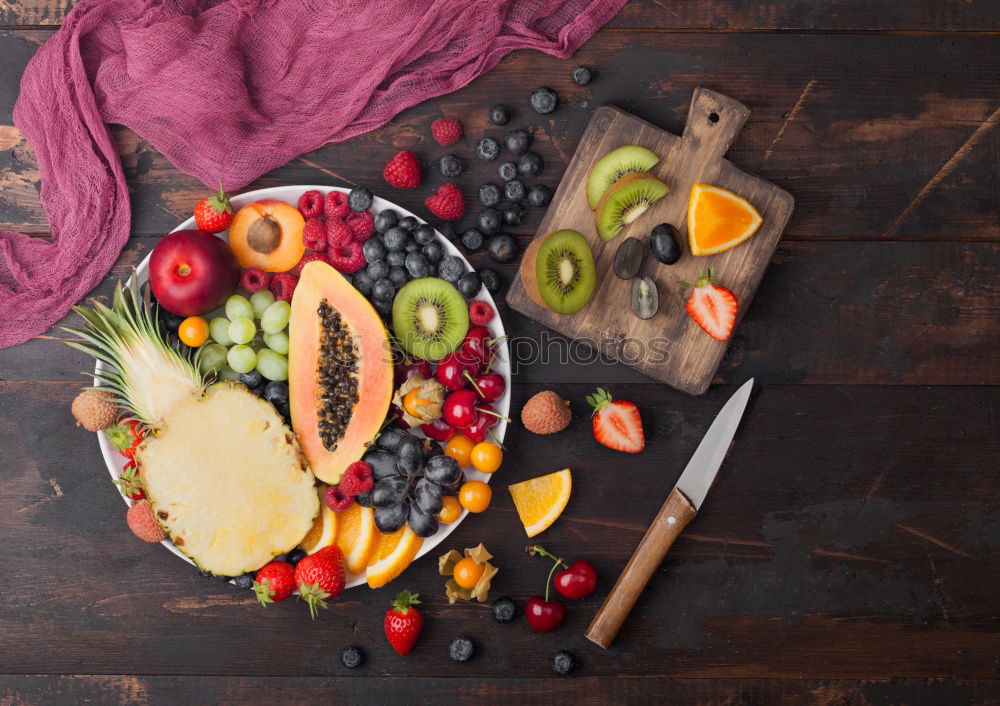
508, 468, 572, 538
688, 184, 763, 256
299, 485, 338, 554
366, 526, 423, 589
335, 502, 377, 574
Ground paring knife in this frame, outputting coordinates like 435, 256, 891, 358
585, 378, 755, 649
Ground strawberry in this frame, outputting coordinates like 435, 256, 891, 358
254, 561, 296, 606
424, 183, 465, 221
383, 150, 422, 189
107, 418, 144, 460
295, 545, 346, 619
680, 269, 738, 341
114, 460, 144, 501
384, 589, 423, 655
193, 184, 234, 234
587, 388, 645, 453
431, 118, 463, 146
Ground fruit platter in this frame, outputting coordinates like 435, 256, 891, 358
74, 184, 510, 595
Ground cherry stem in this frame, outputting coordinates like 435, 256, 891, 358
464, 370, 485, 398
475, 407, 511, 423
487, 429, 506, 451
528, 544, 568, 600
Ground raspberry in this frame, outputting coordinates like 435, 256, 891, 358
240, 267, 270, 293
297, 190, 324, 219
424, 183, 465, 221
346, 211, 375, 242
324, 190, 350, 220
431, 118, 463, 146
302, 217, 327, 251
325, 217, 352, 248
327, 241, 366, 275
324, 484, 354, 512
339, 461, 374, 497
468, 300, 495, 326
383, 150, 422, 189
269, 272, 298, 302
294, 252, 329, 276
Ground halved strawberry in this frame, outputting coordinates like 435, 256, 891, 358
587, 388, 644, 453
681, 269, 738, 342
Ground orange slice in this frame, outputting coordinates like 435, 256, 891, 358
688, 184, 763, 256
508, 468, 572, 538
299, 485, 338, 554
366, 526, 423, 589
335, 502, 377, 574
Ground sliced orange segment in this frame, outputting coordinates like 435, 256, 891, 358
688, 184, 763, 256
299, 485, 338, 554
508, 468, 572, 538
366, 526, 423, 589
335, 502, 377, 574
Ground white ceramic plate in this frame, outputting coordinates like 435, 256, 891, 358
95, 185, 510, 589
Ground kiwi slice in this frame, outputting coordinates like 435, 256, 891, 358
595, 173, 670, 241
586, 145, 660, 209
520, 229, 596, 315
391, 277, 469, 362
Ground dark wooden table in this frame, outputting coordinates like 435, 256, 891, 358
1, 2, 998, 703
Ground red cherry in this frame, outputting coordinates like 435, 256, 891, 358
472, 372, 505, 402
460, 326, 493, 368
525, 596, 566, 632
443, 389, 477, 428
436, 351, 477, 391
420, 417, 457, 443
395, 356, 431, 385
554, 560, 598, 600
463, 403, 498, 443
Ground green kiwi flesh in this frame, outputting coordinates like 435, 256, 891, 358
586, 145, 660, 209
535, 229, 596, 315
391, 277, 469, 362
595, 175, 670, 241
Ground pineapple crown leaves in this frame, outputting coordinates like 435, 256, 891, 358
586, 387, 614, 417
253, 579, 277, 607
206, 182, 233, 216
678, 268, 715, 290
298, 581, 332, 620
391, 589, 421, 615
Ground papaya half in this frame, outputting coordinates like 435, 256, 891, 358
289, 261, 394, 484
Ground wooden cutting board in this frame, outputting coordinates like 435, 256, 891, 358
506, 88, 794, 395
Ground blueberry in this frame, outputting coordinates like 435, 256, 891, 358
383, 227, 408, 251
371, 278, 395, 303
239, 370, 262, 388
479, 268, 502, 294
572, 66, 593, 85
373, 298, 393, 316
374, 208, 398, 233
551, 650, 577, 676
650, 223, 682, 265
476, 137, 500, 161
518, 152, 543, 177
478, 208, 502, 235
492, 597, 517, 623
160, 311, 184, 333
234, 573, 255, 590
388, 266, 409, 288
422, 240, 444, 263
439, 154, 464, 178
363, 237, 387, 262
448, 636, 475, 663
437, 222, 458, 241
498, 161, 517, 182
352, 270, 374, 296
405, 242, 420, 254
251, 382, 268, 398
506, 129, 531, 156
462, 229, 484, 253
456, 271, 482, 299
504, 180, 525, 203
264, 381, 289, 405
367, 260, 390, 281
287, 548, 307, 566
530, 86, 559, 114
488, 234, 519, 264
501, 203, 524, 226
413, 224, 436, 245
386, 250, 406, 267
405, 252, 430, 279
479, 183, 502, 208
527, 184, 552, 207
398, 216, 419, 232
348, 187, 373, 212
197, 568, 212, 577
438, 255, 465, 283
489, 104, 512, 125
341, 646, 364, 669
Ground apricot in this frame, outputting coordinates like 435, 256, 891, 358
228, 200, 305, 272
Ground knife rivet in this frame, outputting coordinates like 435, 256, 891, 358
667, 516, 676, 525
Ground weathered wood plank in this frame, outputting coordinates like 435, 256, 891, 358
0, 31, 997, 240
1, 381, 996, 677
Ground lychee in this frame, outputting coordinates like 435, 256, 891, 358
71, 389, 119, 432
520, 390, 571, 435
127, 499, 166, 543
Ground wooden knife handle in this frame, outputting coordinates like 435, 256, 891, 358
585, 487, 697, 648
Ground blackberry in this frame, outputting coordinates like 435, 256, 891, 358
572, 66, 593, 85
374, 208, 398, 233
286, 548, 307, 566
504, 180, 525, 203
462, 228, 485, 253
367, 260, 390, 281
398, 215, 419, 232
492, 596, 517, 623
501, 203, 524, 226
438, 255, 465, 283
363, 237, 387, 263
234, 573, 255, 590
506, 129, 531, 156
529, 86, 559, 114
479, 183, 502, 208
498, 161, 517, 182
456, 271, 482, 299
239, 370, 262, 389
489, 104, 512, 125
388, 266, 409, 288
476, 137, 500, 161
404, 252, 430, 279
527, 184, 552, 207
413, 224, 436, 245
478, 208, 502, 235
487, 234, 519, 264
371, 278, 395, 303
517, 152, 544, 177
551, 650, 577, 676
479, 268, 502, 294
439, 154, 464, 178
352, 269, 374, 296
348, 187, 373, 212
341, 646, 364, 669
386, 250, 406, 268
383, 227, 408, 251
422, 240, 444, 263
448, 636, 475, 663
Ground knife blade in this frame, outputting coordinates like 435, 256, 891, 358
585, 379, 754, 648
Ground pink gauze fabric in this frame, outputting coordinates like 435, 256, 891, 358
0, 0, 626, 348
